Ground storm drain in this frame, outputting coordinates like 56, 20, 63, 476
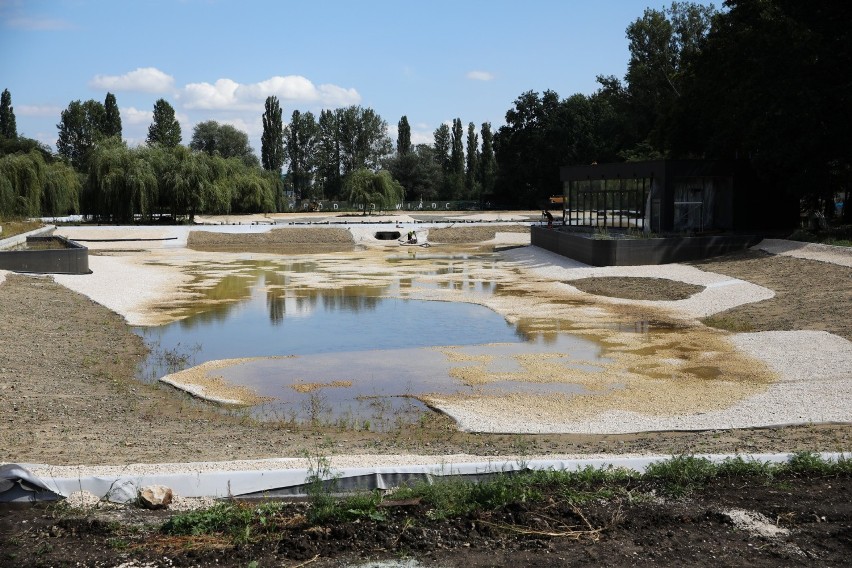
374, 231, 402, 240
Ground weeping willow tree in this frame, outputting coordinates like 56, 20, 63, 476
344, 168, 404, 215
0, 151, 44, 217
162, 146, 213, 222
206, 154, 236, 215
0, 150, 81, 219
87, 139, 157, 222
42, 161, 80, 217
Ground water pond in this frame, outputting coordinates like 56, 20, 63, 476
135, 257, 617, 429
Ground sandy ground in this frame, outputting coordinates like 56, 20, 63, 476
1, 215, 850, 467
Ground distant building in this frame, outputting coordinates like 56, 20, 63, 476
559, 160, 798, 233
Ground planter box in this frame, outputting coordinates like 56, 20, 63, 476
0, 235, 90, 274
531, 227, 761, 266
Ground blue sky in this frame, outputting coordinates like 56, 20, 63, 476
1, 0, 712, 156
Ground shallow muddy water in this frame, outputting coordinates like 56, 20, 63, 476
134, 253, 732, 428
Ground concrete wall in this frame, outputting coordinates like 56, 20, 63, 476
531, 227, 761, 266
0, 236, 90, 274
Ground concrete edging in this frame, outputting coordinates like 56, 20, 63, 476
0, 225, 56, 250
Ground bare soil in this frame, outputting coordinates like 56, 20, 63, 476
1, 473, 849, 567
569, 276, 705, 301
689, 250, 852, 341
187, 227, 357, 254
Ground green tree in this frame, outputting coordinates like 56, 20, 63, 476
432, 123, 451, 198
231, 168, 275, 213
284, 110, 318, 199
344, 168, 404, 214
0, 89, 17, 139
478, 122, 496, 203
261, 96, 284, 172
315, 109, 342, 199
0, 151, 45, 216
189, 120, 257, 166
0, 136, 53, 161
624, 2, 716, 153
147, 99, 182, 147
0, 149, 79, 217
41, 159, 80, 216
162, 146, 210, 221
465, 122, 479, 199
397, 116, 412, 156
188, 120, 219, 155
87, 139, 157, 222
494, 90, 563, 207
337, 106, 392, 174
56, 99, 106, 170
386, 143, 442, 201
433, 123, 451, 172
670, 0, 851, 219
447, 118, 465, 199
102, 92, 122, 138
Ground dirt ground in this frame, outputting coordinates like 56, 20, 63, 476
1, 233, 850, 566
2, 472, 850, 567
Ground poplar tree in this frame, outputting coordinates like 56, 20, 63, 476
146, 99, 181, 147
465, 122, 479, 198
397, 116, 411, 155
449, 118, 465, 199
261, 96, 284, 172
0, 89, 17, 139
284, 110, 318, 199
102, 92, 122, 138
315, 109, 342, 199
478, 122, 496, 201
432, 123, 451, 173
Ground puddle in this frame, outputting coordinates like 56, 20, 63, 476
133, 255, 744, 428
189, 334, 612, 430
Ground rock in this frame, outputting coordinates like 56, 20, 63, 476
138, 485, 173, 509
66, 490, 101, 509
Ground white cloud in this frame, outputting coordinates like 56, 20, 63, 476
121, 106, 152, 125
17, 104, 62, 117
180, 75, 360, 110
90, 67, 175, 93
411, 130, 433, 146
181, 78, 241, 110
466, 70, 495, 81
388, 123, 434, 147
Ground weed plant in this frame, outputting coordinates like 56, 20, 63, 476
159, 452, 850, 543
161, 501, 287, 544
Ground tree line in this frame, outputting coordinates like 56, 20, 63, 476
491, 0, 850, 216
2, 0, 849, 220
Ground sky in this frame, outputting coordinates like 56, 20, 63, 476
1, 0, 712, 157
